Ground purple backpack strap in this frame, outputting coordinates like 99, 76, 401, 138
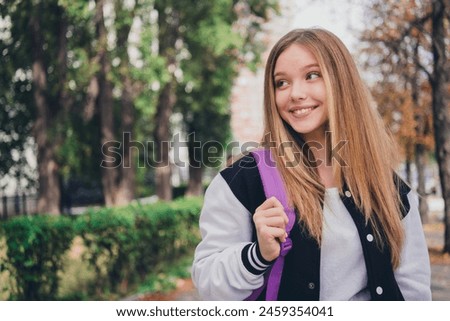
245, 149, 296, 301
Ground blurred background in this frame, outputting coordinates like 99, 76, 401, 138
0, 0, 448, 300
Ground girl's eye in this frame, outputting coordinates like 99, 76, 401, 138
306, 72, 321, 80
275, 80, 288, 88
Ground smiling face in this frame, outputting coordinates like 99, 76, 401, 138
273, 44, 328, 143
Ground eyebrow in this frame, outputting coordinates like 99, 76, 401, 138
273, 63, 320, 77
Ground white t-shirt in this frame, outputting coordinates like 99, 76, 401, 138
320, 187, 371, 300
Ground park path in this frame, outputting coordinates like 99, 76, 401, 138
424, 221, 450, 301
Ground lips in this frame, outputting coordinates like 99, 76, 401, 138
289, 106, 318, 117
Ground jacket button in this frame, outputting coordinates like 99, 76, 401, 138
376, 286, 383, 295
344, 190, 352, 197
366, 234, 374, 242
308, 282, 315, 290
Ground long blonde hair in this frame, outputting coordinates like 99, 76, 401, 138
262, 28, 404, 268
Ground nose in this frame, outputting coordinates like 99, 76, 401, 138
290, 82, 307, 101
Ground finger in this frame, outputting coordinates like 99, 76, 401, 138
257, 225, 287, 243
256, 196, 284, 211
255, 207, 285, 218
254, 207, 289, 224
255, 216, 287, 230
279, 233, 287, 243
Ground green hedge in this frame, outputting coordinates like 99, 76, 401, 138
0, 215, 75, 300
74, 207, 137, 296
0, 197, 203, 300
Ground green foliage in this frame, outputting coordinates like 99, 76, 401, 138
1, 0, 280, 200
0, 197, 202, 300
132, 197, 202, 280
0, 1, 35, 190
174, 0, 279, 170
0, 215, 75, 300
74, 207, 137, 296
73, 197, 202, 298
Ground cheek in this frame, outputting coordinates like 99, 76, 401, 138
315, 84, 327, 102
274, 94, 289, 123
275, 91, 289, 111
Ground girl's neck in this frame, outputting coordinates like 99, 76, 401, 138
290, 128, 336, 187
317, 164, 336, 188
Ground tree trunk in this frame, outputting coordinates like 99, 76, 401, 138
153, 83, 175, 201
186, 135, 204, 196
415, 143, 429, 223
30, 7, 60, 215
152, 5, 180, 201
116, 72, 136, 205
56, 5, 69, 111
431, 0, 450, 253
99, 70, 117, 207
405, 154, 412, 185
186, 166, 204, 196
83, 77, 99, 123
411, 54, 429, 223
115, 5, 136, 206
96, 0, 118, 206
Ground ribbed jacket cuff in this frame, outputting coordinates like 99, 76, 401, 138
241, 242, 273, 275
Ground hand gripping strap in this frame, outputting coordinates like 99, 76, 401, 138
245, 149, 296, 301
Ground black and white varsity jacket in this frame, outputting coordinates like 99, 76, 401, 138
192, 154, 432, 301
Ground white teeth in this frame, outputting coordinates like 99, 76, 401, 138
292, 107, 314, 115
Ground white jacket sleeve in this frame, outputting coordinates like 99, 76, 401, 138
191, 174, 266, 300
394, 191, 432, 300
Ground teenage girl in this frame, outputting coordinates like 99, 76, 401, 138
192, 28, 431, 301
